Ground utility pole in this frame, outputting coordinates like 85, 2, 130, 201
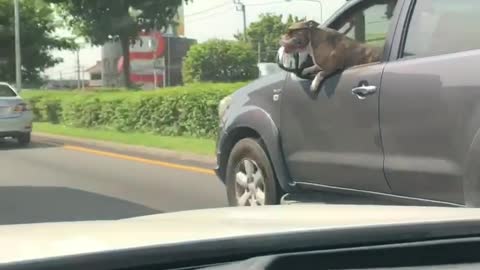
162, 66, 166, 88
257, 42, 261, 63
81, 66, 85, 90
14, 0, 22, 91
151, 19, 158, 89
241, 4, 247, 41
150, 32, 156, 89
76, 49, 81, 89
167, 35, 170, 87
153, 58, 157, 89
233, 0, 247, 41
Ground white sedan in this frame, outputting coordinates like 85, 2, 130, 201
0, 82, 33, 145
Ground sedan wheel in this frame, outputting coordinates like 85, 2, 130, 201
17, 132, 31, 146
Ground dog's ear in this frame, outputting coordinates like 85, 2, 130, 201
305, 20, 320, 29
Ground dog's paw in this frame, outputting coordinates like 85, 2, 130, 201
310, 73, 322, 92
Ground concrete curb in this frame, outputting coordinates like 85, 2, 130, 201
32, 132, 216, 169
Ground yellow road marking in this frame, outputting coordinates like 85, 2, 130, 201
63, 145, 215, 175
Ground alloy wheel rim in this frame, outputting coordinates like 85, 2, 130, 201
234, 159, 266, 206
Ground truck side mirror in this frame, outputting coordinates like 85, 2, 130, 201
277, 47, 317, 80
276, 47, 303, 73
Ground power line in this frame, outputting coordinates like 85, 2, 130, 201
62, 71, 78, 75
184, 2, 230, 17
244, 1, 285, 7
185, 1, 290, 24
186, 6, 233, 23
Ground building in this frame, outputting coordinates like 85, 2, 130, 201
85, 61, 102, 88
98, 34, 195, 89
93, 3, 195, 89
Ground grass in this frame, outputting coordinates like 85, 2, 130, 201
33, 122, 216, 156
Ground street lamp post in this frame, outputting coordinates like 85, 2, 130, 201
285, 0, 323, 23
14, 0, 22, 91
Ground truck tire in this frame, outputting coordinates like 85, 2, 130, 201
226, 138, 280, 206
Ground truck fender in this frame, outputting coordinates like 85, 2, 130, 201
224, 106, 296, 192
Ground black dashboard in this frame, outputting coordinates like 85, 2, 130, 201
198, 237, 480, 270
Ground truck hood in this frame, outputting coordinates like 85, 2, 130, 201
231, 71, 286, 99
3, 204, 480, 264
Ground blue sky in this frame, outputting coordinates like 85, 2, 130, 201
44, 0, 346, 80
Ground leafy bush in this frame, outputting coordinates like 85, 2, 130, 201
235, 14, 303, 63
22, 82, 247, 138
183, 39, 259, 83
24, 92, 70, 123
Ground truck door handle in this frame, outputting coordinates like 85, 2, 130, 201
352, 85, 377, 100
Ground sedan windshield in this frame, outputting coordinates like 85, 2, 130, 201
0, 85, 16, 97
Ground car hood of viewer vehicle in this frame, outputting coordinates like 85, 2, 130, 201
3, 204, 480, 264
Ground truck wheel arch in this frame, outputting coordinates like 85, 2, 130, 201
220, 108, 296, 192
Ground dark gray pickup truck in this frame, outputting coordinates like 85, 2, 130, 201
215, 0, 480, 207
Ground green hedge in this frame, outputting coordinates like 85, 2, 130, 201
22, 82, 246, 138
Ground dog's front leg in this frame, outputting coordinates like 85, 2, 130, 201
302, 65, 321, 76
310, 71, 326, 92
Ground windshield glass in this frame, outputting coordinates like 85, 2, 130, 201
0, 85, 16, 97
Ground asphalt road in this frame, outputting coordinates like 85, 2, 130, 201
0, 139, 227, 225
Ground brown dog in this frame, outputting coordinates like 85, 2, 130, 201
280, 20, 382, 92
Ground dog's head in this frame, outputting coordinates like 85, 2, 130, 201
277, 45, 311, 72
280, 20, 320, 53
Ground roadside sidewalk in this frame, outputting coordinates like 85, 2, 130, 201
32, 132, 217, 169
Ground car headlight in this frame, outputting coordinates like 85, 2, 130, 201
218, 95, 232, 120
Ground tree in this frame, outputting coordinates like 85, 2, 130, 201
235, 14, 303, 63
0, 0, 76, 85
183, 40, 258, 83
48, 0, 187, 88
